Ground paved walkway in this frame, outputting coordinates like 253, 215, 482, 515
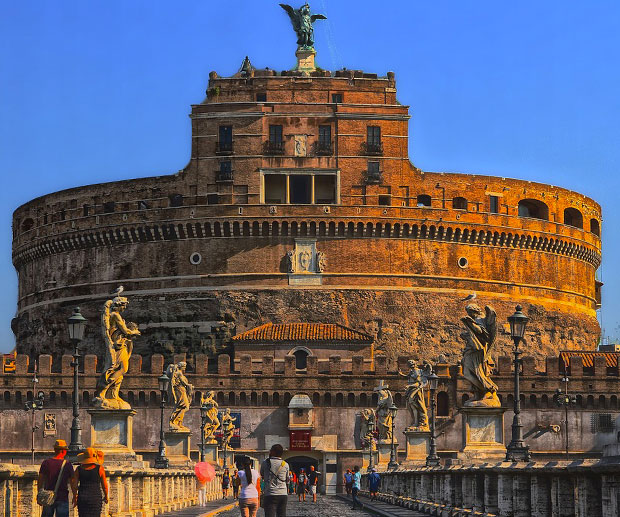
216, 495, 364, 516
164, 494, 426, 517
160, 499, 237, 517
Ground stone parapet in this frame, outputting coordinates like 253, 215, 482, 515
0, 463, 214, 516
363, 460, 618, 517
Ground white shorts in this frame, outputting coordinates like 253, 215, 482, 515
309, 485, 316, 495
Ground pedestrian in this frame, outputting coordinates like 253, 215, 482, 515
296, 468, 308, 502
196, 470, 207, 507
237, 456, 260, 517
259, 443, 290, 517
368, 467, 381, 501
37, 439, 74, 517
222, 468, 231, 499
351, 465, 362, 511
344, 469, 353, 496
307, 465, 319, 503
287, 471, 295, 495
233, 469, 242, 499
70, 447, 109, 516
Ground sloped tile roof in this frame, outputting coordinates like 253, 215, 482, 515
232, 323, 373, 343
560, 351, 619, 369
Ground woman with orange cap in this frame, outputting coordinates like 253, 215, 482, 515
70, 448, 108, 516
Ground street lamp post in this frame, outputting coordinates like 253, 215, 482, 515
155, 373, 170, 469
67, 307, 87, 454
388, 404, 399, 470
199, 403, 207, 462
367, 415, 376, 472
506, 304, 531, 462
426, 369, 441, 467
25, 361, 45, 464
554, 375, 576, 459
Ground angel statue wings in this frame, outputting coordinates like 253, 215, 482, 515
460, 304, 500, 407
166, 361, 194, 432
93, 286, 141, 410
398, 360, 431, 430
280, 3, 327, 49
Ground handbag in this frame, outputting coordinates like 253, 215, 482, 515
37, 460, 67, 507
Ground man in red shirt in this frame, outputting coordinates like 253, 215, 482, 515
38, 439, 74, 517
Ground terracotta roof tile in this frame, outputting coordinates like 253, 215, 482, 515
559, 351, 619, 369
232, 323, 373, 343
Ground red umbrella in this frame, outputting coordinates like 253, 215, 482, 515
195, 462, 216, 483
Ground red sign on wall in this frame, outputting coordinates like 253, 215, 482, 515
289, 430, 312, 451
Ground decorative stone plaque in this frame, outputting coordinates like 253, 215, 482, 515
403, 429, 430, 463
88, 408, 138, 460
460, 406, 506, 461
294, 135, 307, 157
286, 239, 325, 285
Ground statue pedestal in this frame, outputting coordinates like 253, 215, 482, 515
88, 409, 140, 463
376, 439, 397, 466
459, 407, 506, 461
164, 431, 191, 466
403, 429, 430, 464
201, 443, 219, 465
295, 48, 316, 73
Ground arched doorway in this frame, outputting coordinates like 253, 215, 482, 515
284, 454, 319, 477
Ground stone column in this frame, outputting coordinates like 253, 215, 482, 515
497, 473, 514, 515
576, 474, 602, 517
462, 473, 475, 510
601, 474, 620, 517
484, 473, 499, 515
513, 473, 532, 517
531, 474, 551, 517
551, 475, 576, 517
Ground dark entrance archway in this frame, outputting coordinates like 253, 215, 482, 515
286, 455, 318, 476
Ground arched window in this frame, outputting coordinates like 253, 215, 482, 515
312, 392, 320, 406
149, 391, 158, 406
273, 392, 280, 406
22, 218, 34, 232
529, 394, 537, 408
292, 349, 310, 370
563, 208, 583, 229
416, 194, 432, 207
261, 392, 269, 406
335, 393, 344, 407
437, 392, 449, 416
324, 393, 332, 406
452, 197, 467, 210
518, 199, 549, 220
347, 393, 356, 406
590, 218, 600, 236
169, 194, 183, 207
239, 392, 247, 405
359, 393, 368, 407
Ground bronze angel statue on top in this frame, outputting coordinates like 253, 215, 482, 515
93, 286, 141, 410
280, 3, 327, 49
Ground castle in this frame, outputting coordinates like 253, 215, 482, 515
2, 8, 617, 500
10, 45, 602, 366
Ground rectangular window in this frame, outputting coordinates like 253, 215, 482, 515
264, 175, 287, 204
378, 195, 391, 206
207, 194, 219, 205
331, 93, 343, 103
83, 204, 90, 217
368, 161, 380, 174
269, 125, 283, 144
367, 126, 381, 145
256, 93, 267, 102
315, 175, 336, 204
220, 161, 232, 173
218, 125, 233, 153
319, 125, 331, 146
489, 195, 499, 214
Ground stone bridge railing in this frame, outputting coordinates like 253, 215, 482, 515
363, 460, 620, 517
0, 464, 218, 517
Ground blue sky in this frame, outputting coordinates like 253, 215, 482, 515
0, 1, 618, 352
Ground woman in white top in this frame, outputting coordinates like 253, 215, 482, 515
237, 456, 260, 517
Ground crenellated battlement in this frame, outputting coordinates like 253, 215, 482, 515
2, 352, 618, 411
